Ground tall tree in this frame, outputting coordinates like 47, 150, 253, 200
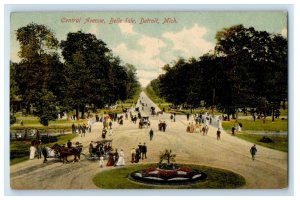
15, 23, 61, 114
61, 31, 113, 118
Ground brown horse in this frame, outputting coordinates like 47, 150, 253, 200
51, 144, 82, 164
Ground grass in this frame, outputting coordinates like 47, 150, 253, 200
93, 164, 246, 189
222, 118, 288, 132
10, 134, 78, 165
235, 133, 288, 152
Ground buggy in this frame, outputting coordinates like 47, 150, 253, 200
139, 116, 150, 129
87, 139, 113, 161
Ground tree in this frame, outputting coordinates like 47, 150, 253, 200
215, 25, 287, 120
33, 89, 58, 127
159, 149, 176, 165
124, 64, 141, 100
61, 31, 111, 118
15, 23, 62, 114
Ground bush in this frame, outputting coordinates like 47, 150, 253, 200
259, 136, 274, 143
10, 114, 16, 125
40, 135, 58, 144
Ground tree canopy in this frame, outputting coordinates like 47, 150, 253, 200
11, 23, 141, 124
147, 25, 287, 118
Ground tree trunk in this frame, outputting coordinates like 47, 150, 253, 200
76, 106, 79, 120
80, 105, 85, 119
26, 104, 30, 115
272, 107, 275, 122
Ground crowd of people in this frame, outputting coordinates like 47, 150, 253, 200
28, 94, 259, 169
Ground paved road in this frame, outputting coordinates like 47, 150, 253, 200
10, 92, 288, 189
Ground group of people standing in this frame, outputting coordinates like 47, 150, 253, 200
72, 123, 91, 136
130, 142, 147, 163
186, 122, 209, 135
158, 120, 167, 132
99, 148, 125, 168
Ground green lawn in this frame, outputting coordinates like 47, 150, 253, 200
10, 134, 78, 165
235, 133, 288, 152
222, 118, 288, 132
93, 164, 245, 189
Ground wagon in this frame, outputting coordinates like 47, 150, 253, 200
138, 116, 150, 129
87, 139, 113, 161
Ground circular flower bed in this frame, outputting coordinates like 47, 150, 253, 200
129, 164, 207, 185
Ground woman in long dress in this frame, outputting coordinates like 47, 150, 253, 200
116, 149, 125, 166
29, 145, 36, 160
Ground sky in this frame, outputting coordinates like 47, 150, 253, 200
10, 11, 287, 87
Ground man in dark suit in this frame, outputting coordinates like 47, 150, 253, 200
141, 143, 147, 160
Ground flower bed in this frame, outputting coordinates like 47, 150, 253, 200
129, 165, 207, 185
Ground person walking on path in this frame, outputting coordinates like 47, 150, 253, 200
116, 149, 125, 166
232, 126, 236, 136
141, 143, 147, 160
187, 113, 190, 121
216, 128, 221, 140
113, 149, 119, 167
72, 123, 76, 134
109, 121, 113, 129
37, 141, 42, 159
250, 144, 257, 161
149, 128, 154, 141
29, 141, 36, 160
131, 148, 136, 163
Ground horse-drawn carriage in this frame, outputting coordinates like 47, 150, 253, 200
87, 139, 113, 160
139, 116, 150, 129
51, 142, 83, 163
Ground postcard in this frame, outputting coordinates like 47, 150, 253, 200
9, 11, 288, 190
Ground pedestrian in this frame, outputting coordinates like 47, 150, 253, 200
141, 143, 147, 160
131, 148, 136, 163
113, 149, 119, 167
29, 141, 36, 160
170, 114, 173, 122
78, 124, 82, 134
190, 122, 195, 133
231, 126, 236, 136
109, 121, 113, 129
88, 124, 91, 133
102, 129, 107, 139
138, 142, 143, 153
173, 113, 176, 122
149, 128, 154, 141
162, 121, 167, 132
187, 113, 190, 121
116, 149, 125, 166
250, 144, 257, 161
82, 124, 86, 137
37, 141, 42, 159
135, 147, 141, 163
99, 156, 104, 168
204, 125, 209, 135
72, 123, 76, 134
186, 123, 191, 133
216, 128, 221, 140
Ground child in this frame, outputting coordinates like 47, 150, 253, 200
99, 156, 104, 168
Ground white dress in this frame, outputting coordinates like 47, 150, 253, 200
29, 146, 36, 160
116, 150, 125, 166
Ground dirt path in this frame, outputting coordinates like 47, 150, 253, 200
10, 92, 288, 189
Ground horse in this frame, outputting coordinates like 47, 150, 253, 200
51, 144, 82, 164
